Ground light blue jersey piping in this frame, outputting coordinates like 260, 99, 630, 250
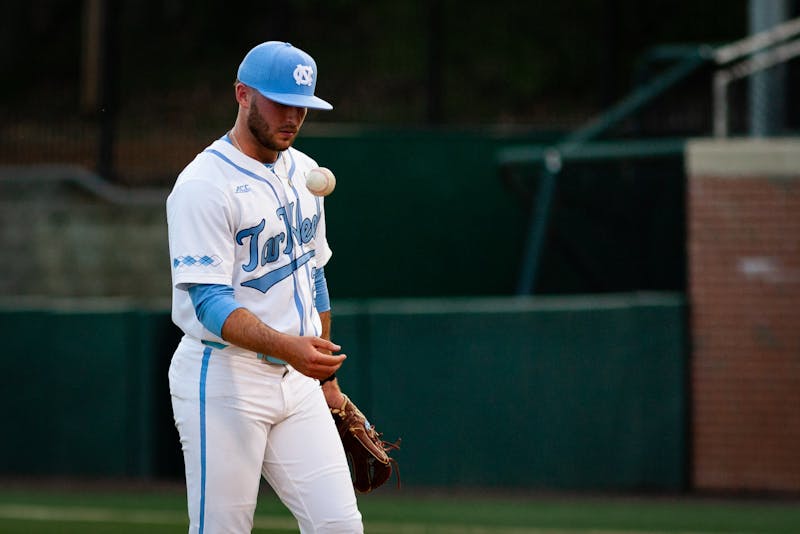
204, 144, 318, 338
198, 346, 212, 534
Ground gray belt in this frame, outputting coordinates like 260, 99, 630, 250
201, 340, 287, 365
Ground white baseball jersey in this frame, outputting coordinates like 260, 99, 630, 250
167, 138, 332, 345
166, 138, 362, 532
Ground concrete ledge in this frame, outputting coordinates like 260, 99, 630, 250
686, 138, 800, 178
0, 164, 168, 205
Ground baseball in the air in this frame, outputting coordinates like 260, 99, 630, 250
305, 167, 336, 196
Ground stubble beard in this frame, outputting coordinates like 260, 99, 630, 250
247, 99, 293, 153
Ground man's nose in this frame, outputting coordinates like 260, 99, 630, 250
285, 106, 306, 124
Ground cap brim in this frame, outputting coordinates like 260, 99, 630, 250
259, 90, 333, 110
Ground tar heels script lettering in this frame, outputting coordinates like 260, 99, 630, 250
234, 202, 319, 293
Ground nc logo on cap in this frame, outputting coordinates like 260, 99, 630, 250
293, 64, 314, 86
237, 41, 333, 110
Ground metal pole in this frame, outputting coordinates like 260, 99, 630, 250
713, 38, 800, 137
515, 51, 709, 294
713, 71, 730, 137
748, 0, 789, 137
90, 0, 118, 182
516, 151, 561, 295
426, 0, 444, 124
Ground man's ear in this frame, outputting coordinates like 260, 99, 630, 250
234, 83, 251, 108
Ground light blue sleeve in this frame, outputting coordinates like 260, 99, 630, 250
315, 267, 331, 313
187, 283, 242, 338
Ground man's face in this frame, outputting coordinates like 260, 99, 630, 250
246, 92, 308, 153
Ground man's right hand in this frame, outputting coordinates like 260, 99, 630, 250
282, 336, 346, 379
221, 308, 346, 379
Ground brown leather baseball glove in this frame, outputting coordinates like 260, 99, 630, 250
330, 394, 400, 493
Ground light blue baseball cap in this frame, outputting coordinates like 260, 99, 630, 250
237, 41, 333, 110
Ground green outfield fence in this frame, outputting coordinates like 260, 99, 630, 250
0, 292, 687, 491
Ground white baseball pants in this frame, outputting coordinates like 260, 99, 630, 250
169, 337, 363, 533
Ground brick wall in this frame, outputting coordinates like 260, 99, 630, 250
686, 139, 800, 492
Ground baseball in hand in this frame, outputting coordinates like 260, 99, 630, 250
305, 167, 336, 196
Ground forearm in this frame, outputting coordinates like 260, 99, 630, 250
316, 309, 346, 406
189, 283, 328, 360
220, 307, 345, 379
319, 310, 331, 347
221, 307, 296, 360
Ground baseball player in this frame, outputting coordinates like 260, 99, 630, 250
167, 41, 362, 533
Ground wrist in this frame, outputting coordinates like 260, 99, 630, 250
321, 379, 345, 408
320, 372, 336, 385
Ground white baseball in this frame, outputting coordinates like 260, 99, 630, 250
305, 167, 336, 196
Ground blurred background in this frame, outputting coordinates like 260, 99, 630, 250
1, 0, 799, 517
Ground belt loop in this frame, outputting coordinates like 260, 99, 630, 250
258, 353, 289, 365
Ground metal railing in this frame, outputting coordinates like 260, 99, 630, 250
0, 164, 168, 206
712, 16, 800, 137
498, 49, 710, 295
499, 16, 800, 295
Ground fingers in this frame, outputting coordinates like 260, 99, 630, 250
314, 351, 346, 367
304, 352, 345, 380
300, 337, 346, 379
312, 337, 341, 353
